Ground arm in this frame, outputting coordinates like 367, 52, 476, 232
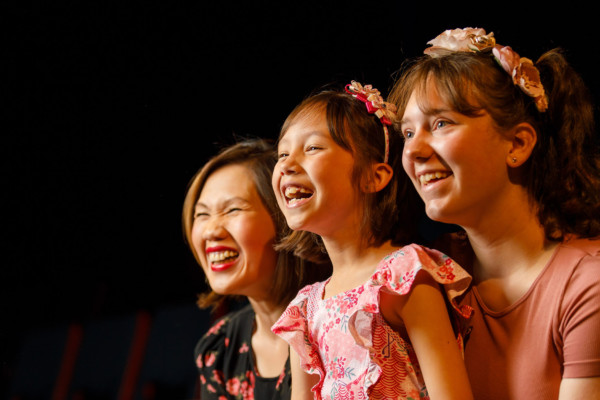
559, 377, 600, 400
398, 272, 473, 400
290, 348, 319, 400
558, 254, 600, 399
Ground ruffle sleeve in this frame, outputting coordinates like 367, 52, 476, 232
349, 244, 473, 392
368, 243, 472, 315
271, 284, 324, 387
384, 244, 472, 312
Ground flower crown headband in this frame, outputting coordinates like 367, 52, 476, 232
344, 80, 397, 164
424, 27, 548, 112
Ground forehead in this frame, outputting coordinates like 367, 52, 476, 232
280, 100, 326, 136
199, 164, 256, 200
279, 109, 328, 142
404, 73, 482, 118
401, 80, 447, 118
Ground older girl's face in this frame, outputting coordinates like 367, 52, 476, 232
191, 164, 278, 299
400, 83, 514, 228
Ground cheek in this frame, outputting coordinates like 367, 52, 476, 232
232, 219, 276, 252
401, 151, 416, 179
271, 172, 287, 211
271, 170, 280, 196
190, 222, 205, 254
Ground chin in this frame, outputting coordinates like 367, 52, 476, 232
425, 205, 452, 225
282, 215, 307, 232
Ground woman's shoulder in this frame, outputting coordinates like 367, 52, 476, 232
545, 237, 600, 286
560, 236, 600, 258
195, 304, 254, 358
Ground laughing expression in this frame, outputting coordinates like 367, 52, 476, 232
400, 85, 513, 228
191, 164, 278, 299
272, 111, 361, 240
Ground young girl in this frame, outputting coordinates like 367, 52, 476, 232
391, 27, 600, 399
271, 82, 474, 399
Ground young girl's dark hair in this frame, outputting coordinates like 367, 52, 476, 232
389, 48, 600, 241
182, 138, 331, 310
275, 87, 423, 262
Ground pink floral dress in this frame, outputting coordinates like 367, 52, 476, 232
272, 244, 472, 400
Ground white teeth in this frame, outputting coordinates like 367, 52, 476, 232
419, 172, 450, 185
207, 250, 239, 263
285, 186, 312, 197
284, 186, 313, 202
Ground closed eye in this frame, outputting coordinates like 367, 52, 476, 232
194, 211, 209, 219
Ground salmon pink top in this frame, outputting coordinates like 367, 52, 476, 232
460, 237, 600, 399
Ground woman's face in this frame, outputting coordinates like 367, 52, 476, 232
400, 83, 514, 228
272, 111, 361, 240
191, 163, 278, 299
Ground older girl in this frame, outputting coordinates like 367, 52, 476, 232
392, 27, 600, 399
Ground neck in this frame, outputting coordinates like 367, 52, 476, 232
322, 234, 397, 296
247, 297, 286, 337
246, 297, 289, 378
462, 197, 559, 308
465, 200, 549, 280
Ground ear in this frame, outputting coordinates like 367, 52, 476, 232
507, 122, 537, 167
363, 163, 394, 193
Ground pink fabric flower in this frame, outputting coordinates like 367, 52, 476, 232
423, 27, 548, 112
425, 27, 495, 57
239, 342, 249, 353
492, 45, 548, 112
206, 319, 226, 336
241, 371, 256, 400
226, 377, 241, 395
204, 352, 216, 367
212, 369, 224, 385
345, 81, 397, 125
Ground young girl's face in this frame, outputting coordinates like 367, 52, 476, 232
272, 110, 361, 239
400, 82, 514, 228
192, 163, 278, 299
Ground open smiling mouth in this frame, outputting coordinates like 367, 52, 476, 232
208, 250, 239, 265
419, 171, 451, 185
284, 186, 314, 205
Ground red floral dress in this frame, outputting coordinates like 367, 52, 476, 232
195, 305, 290, 400
272, 244, 472, 400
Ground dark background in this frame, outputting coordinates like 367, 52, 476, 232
4, 0, 599, 396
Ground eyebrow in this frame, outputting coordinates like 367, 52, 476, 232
195, 196, 250, 210
280, 129, 329, 144
399, 107, 453, 126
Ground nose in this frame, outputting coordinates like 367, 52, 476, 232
277, 153, 301, 175
201, 215, 227, 241
403, 129, 433, 162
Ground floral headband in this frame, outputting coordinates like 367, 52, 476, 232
344, 80, 397, 164
424, 27, 548, 112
